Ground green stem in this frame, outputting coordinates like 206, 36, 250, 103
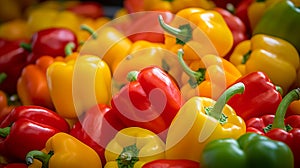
20, 42, 32, 52
0, 127, 10, 138
272, 88, 300, 130
127, 71, 139, 82
64, 42, 75, 56
177, 49, 205, 88
26, 150, 54, 168
158, 15, 192, 45
275, 86, 283, 96
242, 50, 251, 64
116, 144, 139, 168
209, 82, 245, 121
80, 24, 97, 39
0, 72, 7, 84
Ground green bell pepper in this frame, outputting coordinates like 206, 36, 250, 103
201, 133, 294, 168
253, 0, 300, 53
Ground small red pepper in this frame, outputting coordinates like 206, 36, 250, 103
235, 0, 254, 35
66, 1, 104, 19
246, 88, 300, 168
227, 71, 282, 121
0, 105, 70, 162
142, 159, 200, 168
0, 163, 27, 168
70, 104, 125, 165
111, 66, 182, 141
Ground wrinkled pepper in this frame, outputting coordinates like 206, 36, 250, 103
201, 132, 294, 168
111, 66, 182, 141
26, 132, 102, 168
178, 49, 242, 101
165, 82, 246, 162
158, 8, 233, 58
246, 88, 300, 167
104, 127, 165, 168
0, 105, 70, 162
227, 71, 282, 121
142, 159, 200, 168
17, 42, 77, 110
70, 104, 125, 165
46, 55, 111, 119
229, 34, 299, 93
253, 0, 300, 52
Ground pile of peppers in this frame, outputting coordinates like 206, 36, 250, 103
0, 0, 300, 167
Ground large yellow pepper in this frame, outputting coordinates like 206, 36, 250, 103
26, 132, 102, 168
165, 82, 246, 162
46, 55, 111, 119
0, 19, 30, 40
158, 7, 233, 59
229, 34, 299, 94
105, 127, 165, 168
143, 0, 215, 13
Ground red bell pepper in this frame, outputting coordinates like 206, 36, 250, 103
246, 88, 300, 168
66, 1, 104, 19
226, 71, 282, 121
111, 66, 182, 141
214, 7, 248, 59
0, 38, 30, 94
0, 163, 27, 168
21, 28, 78, 64
123, 0, 144, 13
212, 0, 241, 9
0, 105, 70, 162
235, 0, 254, 35
142, 159, 200, 168
70, 104, 125, 165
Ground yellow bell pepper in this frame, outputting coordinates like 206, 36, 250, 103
165, 82, 246, 162
46, 55, 111, 119
26, 132, 102, 168
143, 0, 215, 13
0, 19, 30, 40
229, 34, 299, 94
105, 127, 165, 168
158, 7, 233, 59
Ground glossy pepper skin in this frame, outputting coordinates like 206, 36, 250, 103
66, 1, 104, 19
201, 133, 294, 168
70, 104, 125, 165
253, 0, 300, 53
229, 34, 299, 94
246, 88, 300, 167
0, 105, 70, 162
142, 159, 200, 168
111, 66, 182, 141
0, 38, 30, 94
158, 7, 233, 58
26, 132, 102, 168
165, 82, 246, 162
104, 127, 165, 168
227, 71, 282, 121
47, 55, 111, 119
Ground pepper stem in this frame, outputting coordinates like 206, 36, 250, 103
177, 49, 205, 88
209, 82, 245, 121
20, 42, 32, 52
116, 144, 140, 168
26, 150, 54, 168
158, 15, 192, 45
0, 127, 10, 138
272, 88, 300, 130
0, 72, 7, 84
80, 24, 98, 39
64, 42, 75, 56
127, 71, 139, 82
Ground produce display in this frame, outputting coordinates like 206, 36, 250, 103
0, 0, 300, 167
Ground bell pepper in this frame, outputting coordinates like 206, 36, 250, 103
178, 49, 242, 101
235, 0, 254, 35
46, 54, 111, 119
0, 38, 30, 94
212, 0, 241, 9
21, 27, 79, 64
26, 132, 102, 168
17, 42, 77, 110
111, 66, 182, 141
70, 104, 125, 165
229, 34, 299, 94
0, 105, 70, 162
0, 163, 27, 168
227, 71, 282, 121
158, 8, 233, 58
165, 82, 246, 162
253, 0, 300, 53
246, 88, 300, 167
0, 19, 29, 40
66, 1, 104, 19
142, 159, 200, 168
79, 24, 132, 73
201, 132, 294, 168
104, 127, 165, 168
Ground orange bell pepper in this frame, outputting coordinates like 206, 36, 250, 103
17, 43, 78, 110
0, 19, 30, 40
